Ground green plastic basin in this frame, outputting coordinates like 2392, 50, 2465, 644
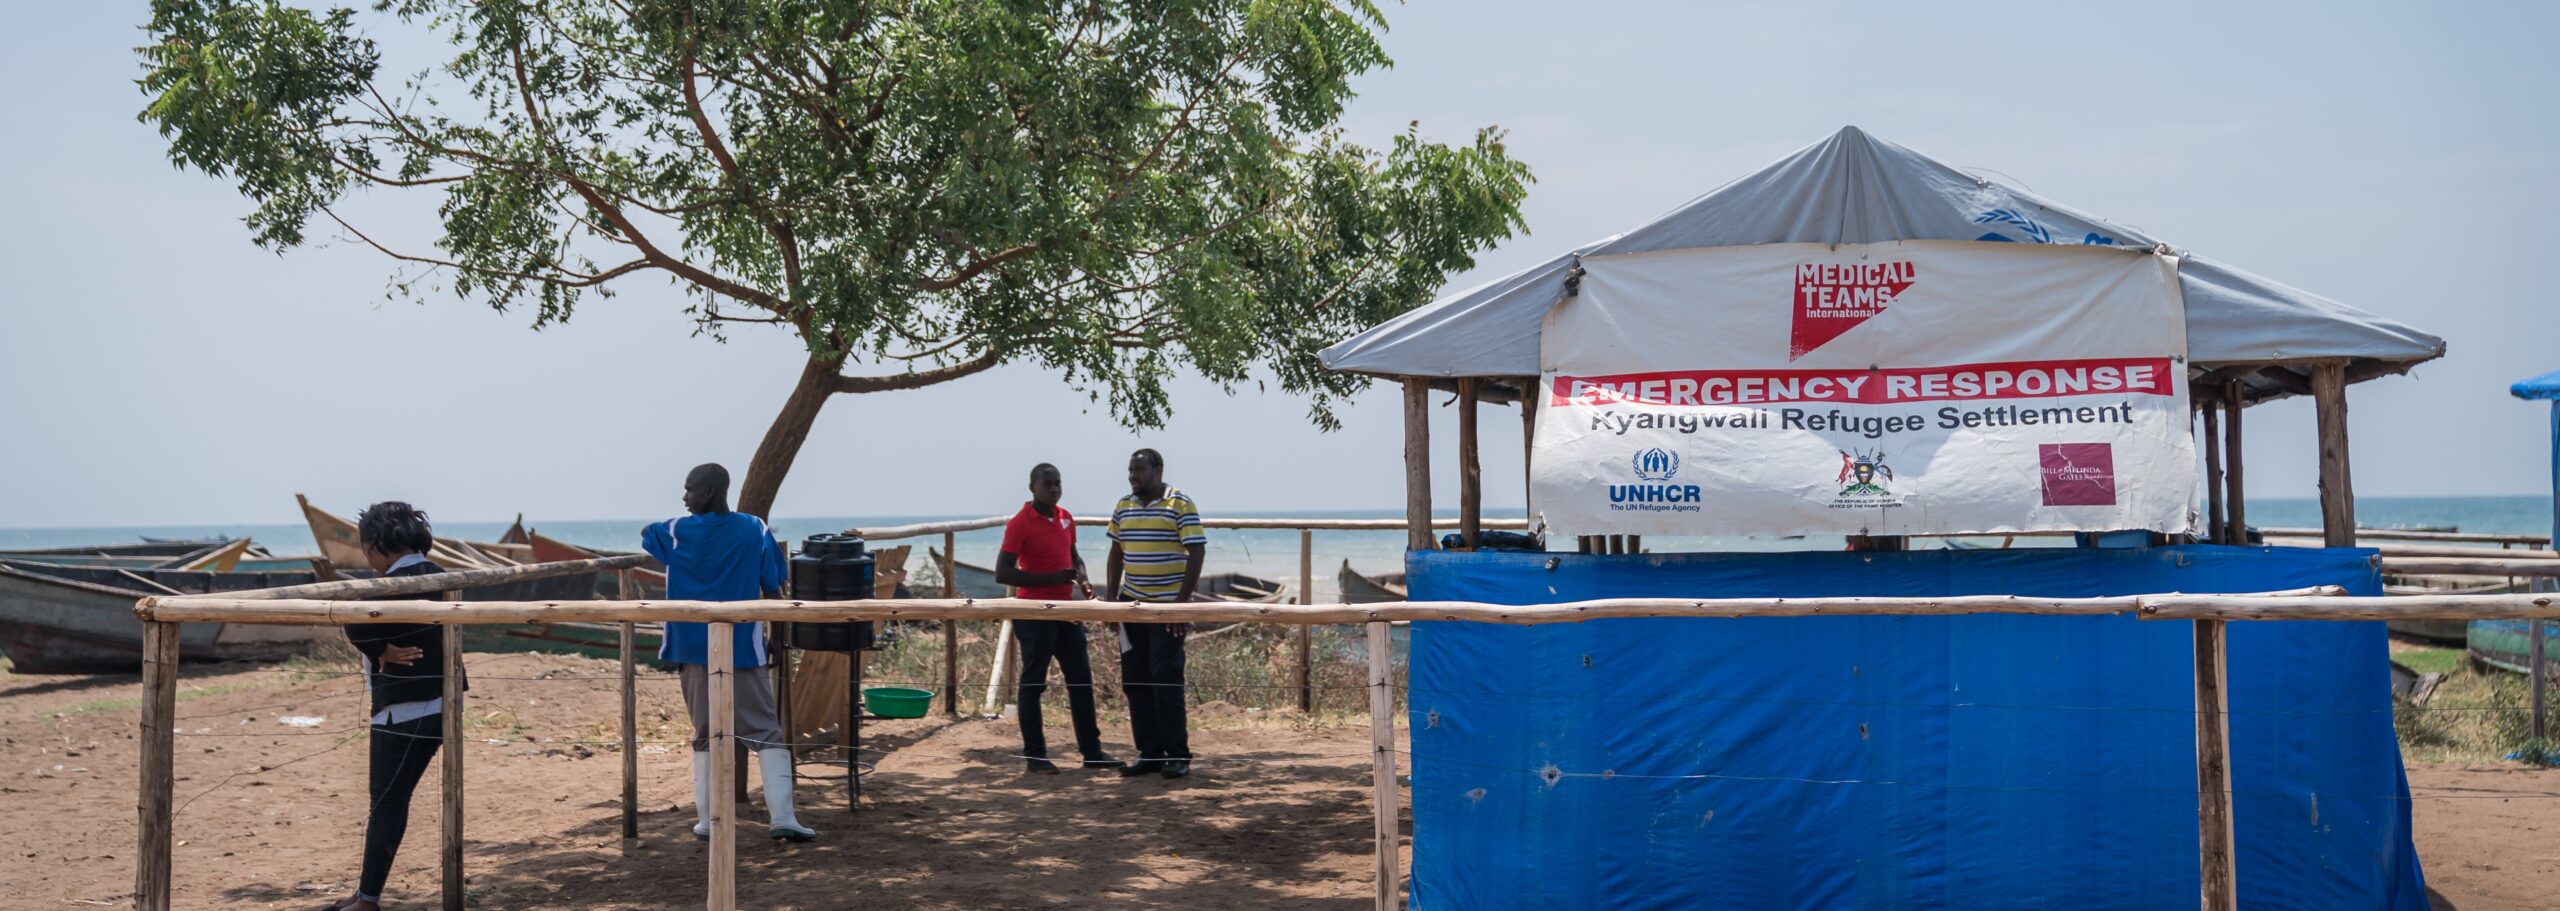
864, 686, 934, 719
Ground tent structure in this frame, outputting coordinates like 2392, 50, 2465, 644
1320, 126, 2444, 406
1320, 128, 2458, 910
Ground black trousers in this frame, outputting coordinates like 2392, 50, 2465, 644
360, 714, 443, 899
1015, 620, 1106, 760
1120, 622, 1190, 761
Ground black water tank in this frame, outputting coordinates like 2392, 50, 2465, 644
787, 534, 876, 651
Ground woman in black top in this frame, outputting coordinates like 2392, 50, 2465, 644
325, 502, 458, 911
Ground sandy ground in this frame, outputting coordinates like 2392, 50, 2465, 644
3, 654, 2554, 909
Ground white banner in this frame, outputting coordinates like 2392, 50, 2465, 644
1532, 240, 2196, 537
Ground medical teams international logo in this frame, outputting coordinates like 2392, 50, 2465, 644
1790, 260, 1916, 360
1609, 446, 1699, 512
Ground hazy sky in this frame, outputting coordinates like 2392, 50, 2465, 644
3, 2, 2553, 528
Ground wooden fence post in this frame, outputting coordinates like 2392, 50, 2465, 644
620, 614, 639, 841
1368, 620, 1400, 911
442, 623, 465, 911
2194, 618, 2238, 911
136, 620, 179, 911
942, 531, 959, 716
707, 623, 737, 911
1299, 528, 1315, 713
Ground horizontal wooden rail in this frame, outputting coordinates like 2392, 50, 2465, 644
2143, 592, 2558, 620
849, 515, 1532, 540
158, 553, 655, 602
2270, 539, 2560, 560
2378, 558, 2560, 578
2261, 526, 2549, 546
138, 587, 2344, 626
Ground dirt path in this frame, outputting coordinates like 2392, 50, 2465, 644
1, 655, 1395, 909
2408, 762, 2560, 911
5, 657, 2554, 909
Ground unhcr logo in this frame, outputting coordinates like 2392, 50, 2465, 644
1610, 446, 1701, 509
1631, 447, 1680, 481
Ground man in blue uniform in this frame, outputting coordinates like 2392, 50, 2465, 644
641, 463, 815, 841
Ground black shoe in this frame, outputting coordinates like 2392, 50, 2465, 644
1025, 758, 1060, 774
1119, 759, 1165, 777
1081, 754, 1125, 771
1159, 760, 1191, 779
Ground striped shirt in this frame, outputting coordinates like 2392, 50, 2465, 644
1109, 487, 1206, 602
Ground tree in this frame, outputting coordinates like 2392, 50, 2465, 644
139, 0, 1532, 516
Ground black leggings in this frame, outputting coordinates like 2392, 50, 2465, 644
360, 715, 443, 899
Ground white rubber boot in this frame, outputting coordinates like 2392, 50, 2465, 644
690, 751, 712, 840
760, 748, 816, 841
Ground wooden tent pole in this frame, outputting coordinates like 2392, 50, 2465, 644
1299, 528, 1314, 713
1368, 620, 1400, 910
1403, 379, 1434, 552
620, 605, 638, 840
1521, 379, 1537, 522
707, 624, 737, 911
2312, 363, 2356, 547
2202, 401, 2226, 543
135, 621, 179, 911
1459, 378, 1483, 549
2223, 381, 2247, 545
2195, 618, 2238, 911
441, 623, 466, 911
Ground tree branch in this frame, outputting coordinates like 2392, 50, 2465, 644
679, 13, 802, 287
835, 347, 1006, 393
322, 207, 653, 289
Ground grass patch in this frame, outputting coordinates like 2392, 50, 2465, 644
2395, 655, 2554, 763
2391, 644, 2467, 677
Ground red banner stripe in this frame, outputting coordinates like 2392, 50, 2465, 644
1551, 357, 2177, 407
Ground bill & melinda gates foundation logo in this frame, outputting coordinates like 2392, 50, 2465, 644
1609, 446, 1702, 511
1791, 260, 1917, 360
2039, 443, 2117, 506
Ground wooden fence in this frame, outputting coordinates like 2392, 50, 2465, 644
128, 568, 2560, 911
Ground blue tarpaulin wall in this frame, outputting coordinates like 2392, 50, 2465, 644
1405, 545, 2427, 911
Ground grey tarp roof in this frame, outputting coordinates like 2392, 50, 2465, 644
1320, 127, 2445, 403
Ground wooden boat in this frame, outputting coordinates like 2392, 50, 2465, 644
2382, 568, 2530, 645
0, 561, 338, 673
936, 550, 1286, 602
1337, 560, 1407, 604
526, 531, 667, 599
297, 494, 534, 569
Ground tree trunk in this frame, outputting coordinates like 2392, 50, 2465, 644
737, 352, 843, 519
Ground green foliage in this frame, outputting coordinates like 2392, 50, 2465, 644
139, 0, 1533, 432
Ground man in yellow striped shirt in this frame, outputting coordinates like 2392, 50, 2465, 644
1106, 448, 1206, 779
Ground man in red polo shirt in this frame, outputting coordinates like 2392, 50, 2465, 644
995, 463, 1122, 774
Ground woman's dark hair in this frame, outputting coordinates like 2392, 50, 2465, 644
356, 501, 435, 557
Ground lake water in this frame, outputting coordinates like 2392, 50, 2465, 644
2, 496, 2546, 602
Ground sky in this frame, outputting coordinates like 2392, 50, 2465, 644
2, 2, 2553, 529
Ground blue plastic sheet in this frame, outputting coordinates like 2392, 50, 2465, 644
1405, 546, 2426, 910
